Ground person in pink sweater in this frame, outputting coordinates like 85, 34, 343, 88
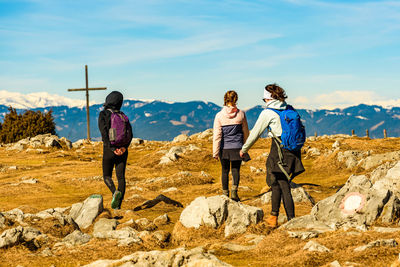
213, 91, 249, 201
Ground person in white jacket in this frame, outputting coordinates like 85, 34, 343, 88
240, 84, 304, 227
213, 90, 249, 201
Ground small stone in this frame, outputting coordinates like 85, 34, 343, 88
41, 247, 53, 257
153, 214, 170, 226
288, 230, 319, 240
151, 230, 171, 243
222, 243, 256, 252
303, 240, 330, 253
330, 260, 342, 267
162, 187, 178, 193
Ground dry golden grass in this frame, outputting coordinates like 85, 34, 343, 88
1, 136, 400, 266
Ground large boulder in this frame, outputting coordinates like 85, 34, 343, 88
83, 247, 231, 267
283, 162, 400, 230
179, 195, 263, 237
311, 174, 390, 229
69, 195, 104, 229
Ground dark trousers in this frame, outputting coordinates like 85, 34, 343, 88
102, 147, 128, 208
270, 172, 295, 219
220, 159, 241, 190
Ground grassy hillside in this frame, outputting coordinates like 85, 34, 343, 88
1, 135, 400, 266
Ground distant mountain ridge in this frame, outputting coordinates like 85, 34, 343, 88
1, 93, 399, 141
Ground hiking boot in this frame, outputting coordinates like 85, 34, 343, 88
222, 190, 229, 197
231, 190, 240, 202
266, 215, 278, 228
111, 190, 122, 209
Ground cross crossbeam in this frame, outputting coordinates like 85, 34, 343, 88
68, 65, 107, 141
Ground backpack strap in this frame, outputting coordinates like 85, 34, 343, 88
267, 108, 293, 182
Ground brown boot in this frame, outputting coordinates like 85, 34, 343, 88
266, 215, 278, 228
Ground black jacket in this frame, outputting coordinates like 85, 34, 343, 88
98, 91, 132, 151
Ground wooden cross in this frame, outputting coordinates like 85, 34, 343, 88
68, 65, 107, 141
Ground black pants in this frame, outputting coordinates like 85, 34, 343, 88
220, 159, 241, 190
270, 172, 295, 219
102, 147, 128, 208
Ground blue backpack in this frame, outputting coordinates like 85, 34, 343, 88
268, 105, 306, 151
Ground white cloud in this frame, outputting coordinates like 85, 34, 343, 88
292, 90, 400, 109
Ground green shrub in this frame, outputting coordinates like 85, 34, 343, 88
0, 107, 56, 144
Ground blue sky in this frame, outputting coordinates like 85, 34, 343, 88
0, 0, 399, 109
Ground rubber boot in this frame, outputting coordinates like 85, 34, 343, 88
222, 189, 229, 197
231, 186, 240, 202
266, 215, 278, 228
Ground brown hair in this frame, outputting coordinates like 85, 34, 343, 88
224, 90, 238, 106
265, 83, 287, 102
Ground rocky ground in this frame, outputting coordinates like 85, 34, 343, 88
1, 132, 400, 266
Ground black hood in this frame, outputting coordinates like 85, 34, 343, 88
103, 91, 123, 110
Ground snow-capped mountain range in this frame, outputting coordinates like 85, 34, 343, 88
0, 90, 95, 109
1, 91, 400, 141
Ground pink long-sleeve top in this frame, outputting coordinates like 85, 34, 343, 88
213, 105, 249, 158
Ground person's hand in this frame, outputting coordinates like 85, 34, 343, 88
120, 147, 126, 154
239, 150, 245, 158
213, 155, 219, 160
114, 148, 123, 156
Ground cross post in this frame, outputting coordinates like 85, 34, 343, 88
68, 65, 107, 141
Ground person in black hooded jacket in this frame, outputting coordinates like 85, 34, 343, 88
98, 91, 132, 210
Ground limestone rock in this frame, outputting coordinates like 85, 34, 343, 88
372, 227, 400, 233
159, 146, 186, 165
287, 230, 319, 240
0, 226, 42, 249
224, 201, 263, 237
93, 218, 118, 238
311, 174, 390, 229
222, 242, 256, 252
22, 227, 41, 242
197, 129, 213, 140
303, 240, 330, 253
281, 215, 333, 232
62, 230, 91, 246
180, 196, 229, 229
354, 239, 397, 252
379, 194, 400, 223
172, 134, 190, 143
0, 226, 23, 248
153, 214, 170, 226
180, 195, 263, 237
82, 247, 232, 267
369, 161, 397, 184
308, 148, 321, 157
337, 150, 367, 169
330, 260, 342, 267
332, 140, 341, 149
358, 151, 400, 170
70, 195, 104, 229
0, 213, 5, 228
130, 138, 144, 146
151, 230, 171, 243
3, 208, 25, 224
